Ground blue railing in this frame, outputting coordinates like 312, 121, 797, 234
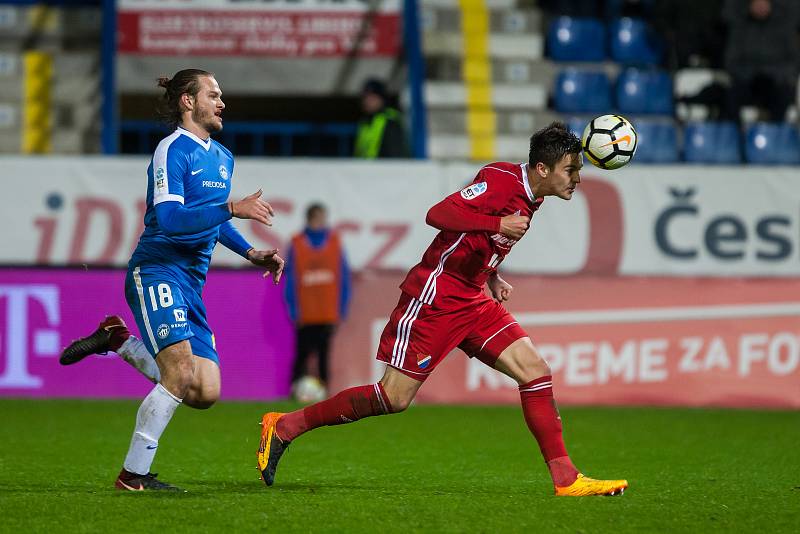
403, 0, 428, 159
120, 120, 358, 157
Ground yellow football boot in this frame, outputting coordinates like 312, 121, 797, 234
257, 412, 288, 486
555, 473, 628, 496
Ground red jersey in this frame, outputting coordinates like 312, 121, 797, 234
400, 162, 543, 304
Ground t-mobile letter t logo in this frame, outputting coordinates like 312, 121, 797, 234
0, 285, 60, 388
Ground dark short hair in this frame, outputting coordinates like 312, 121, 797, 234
156, 69, 214, 128
306, 202, 327, 222
529, 121, 582, 169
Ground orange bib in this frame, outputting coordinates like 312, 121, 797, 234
292, 232, 342, 325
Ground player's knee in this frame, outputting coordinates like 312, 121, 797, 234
508, 343, 551, 384
162, 361, 194, 398
197, 384, 220, 408
379, 385, 413, 413
519, 351, 550, 382
388, 394, 412, 413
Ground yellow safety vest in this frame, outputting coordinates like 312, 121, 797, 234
354, 108, 401, 158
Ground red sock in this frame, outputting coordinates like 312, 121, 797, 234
519, 376, 579, 487
276, 383, 392, 442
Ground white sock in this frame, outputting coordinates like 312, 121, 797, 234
122, 383, 182, 475
118, 336, 161, 383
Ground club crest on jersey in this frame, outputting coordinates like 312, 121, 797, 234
219, 165, 229, 180
460, 182, 487, 200
157, 324, 170, 339
417, 354, 432, 369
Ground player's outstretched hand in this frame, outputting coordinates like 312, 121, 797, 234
488, 274, 513, 303
230, 189, 275, 227
499, 214, 530, 240
247, 248, 285, 284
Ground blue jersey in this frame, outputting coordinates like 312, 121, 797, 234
130, 127, 235, 285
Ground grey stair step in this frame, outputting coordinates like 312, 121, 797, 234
0, 102, 17, 128
54, 52, 98, 78
53, 101, 99, 129
427, 57, 557, 85
421, 0, 518, 9
423, 32, 543, 60
428, 133, 530, 160
50, 128, 99, 153
0, 52, 20, 77
425, 82, 547, 110
428, 109, 561, 135
0, 130, 21, 153
53, 76, 98, 103
0, 78, 21, 99
422, 7, 542, 34
61, 7, 101, 38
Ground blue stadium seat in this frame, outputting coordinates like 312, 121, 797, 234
554, 69, 611, 114
616, 68, 673, 115
547, 17, 606, 62
745, 123, 800, 165
632, 120, 679, 163
683, 122, 741, 164
609, 18, 662, 65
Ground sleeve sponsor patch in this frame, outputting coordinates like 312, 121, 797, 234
155, 167, 167, 193
460, 181, 487, 200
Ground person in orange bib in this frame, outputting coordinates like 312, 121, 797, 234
283, 203, 351, 398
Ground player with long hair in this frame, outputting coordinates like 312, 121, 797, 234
61, 69, 284, 491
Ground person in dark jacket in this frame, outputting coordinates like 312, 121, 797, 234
654, 0, 726, 69
354, 78, 409, 159
722, 0, 800, 122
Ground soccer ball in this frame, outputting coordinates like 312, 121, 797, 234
581, 115, 637, 170
292, 375, 327, 403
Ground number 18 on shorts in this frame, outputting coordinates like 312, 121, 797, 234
125, 266, 193, 356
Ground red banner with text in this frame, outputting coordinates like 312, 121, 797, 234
117, 0, 402, 57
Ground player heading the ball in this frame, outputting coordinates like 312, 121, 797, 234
257, 122, 628, 497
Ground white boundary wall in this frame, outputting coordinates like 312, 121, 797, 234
2, 156, 799, 276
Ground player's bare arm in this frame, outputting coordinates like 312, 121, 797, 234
488, 273, 513, 303
229, 189, 275, 226
499, 214, 530, 240
247, 248, 285, 284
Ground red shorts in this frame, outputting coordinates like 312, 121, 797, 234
376, 291, 527, 380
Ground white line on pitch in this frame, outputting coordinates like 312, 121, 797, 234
515, 302, 800, 326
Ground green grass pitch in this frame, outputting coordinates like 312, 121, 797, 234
1, 399, 798, 533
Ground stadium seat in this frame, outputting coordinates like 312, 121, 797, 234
744, 123, 800, 165
616, 68, 673, 115
609, 18, 662, 65
683, 122, 741, 164
554, 69, 611, 114
546, 17, 606, 62
632, 120, 679, 163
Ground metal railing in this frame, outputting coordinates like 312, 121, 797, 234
120, 120, 358, 157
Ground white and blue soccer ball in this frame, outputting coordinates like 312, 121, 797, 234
292, 375, 327, 403
581, 114, 638, 170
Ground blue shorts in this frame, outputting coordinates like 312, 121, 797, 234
125, 265, 219, 364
